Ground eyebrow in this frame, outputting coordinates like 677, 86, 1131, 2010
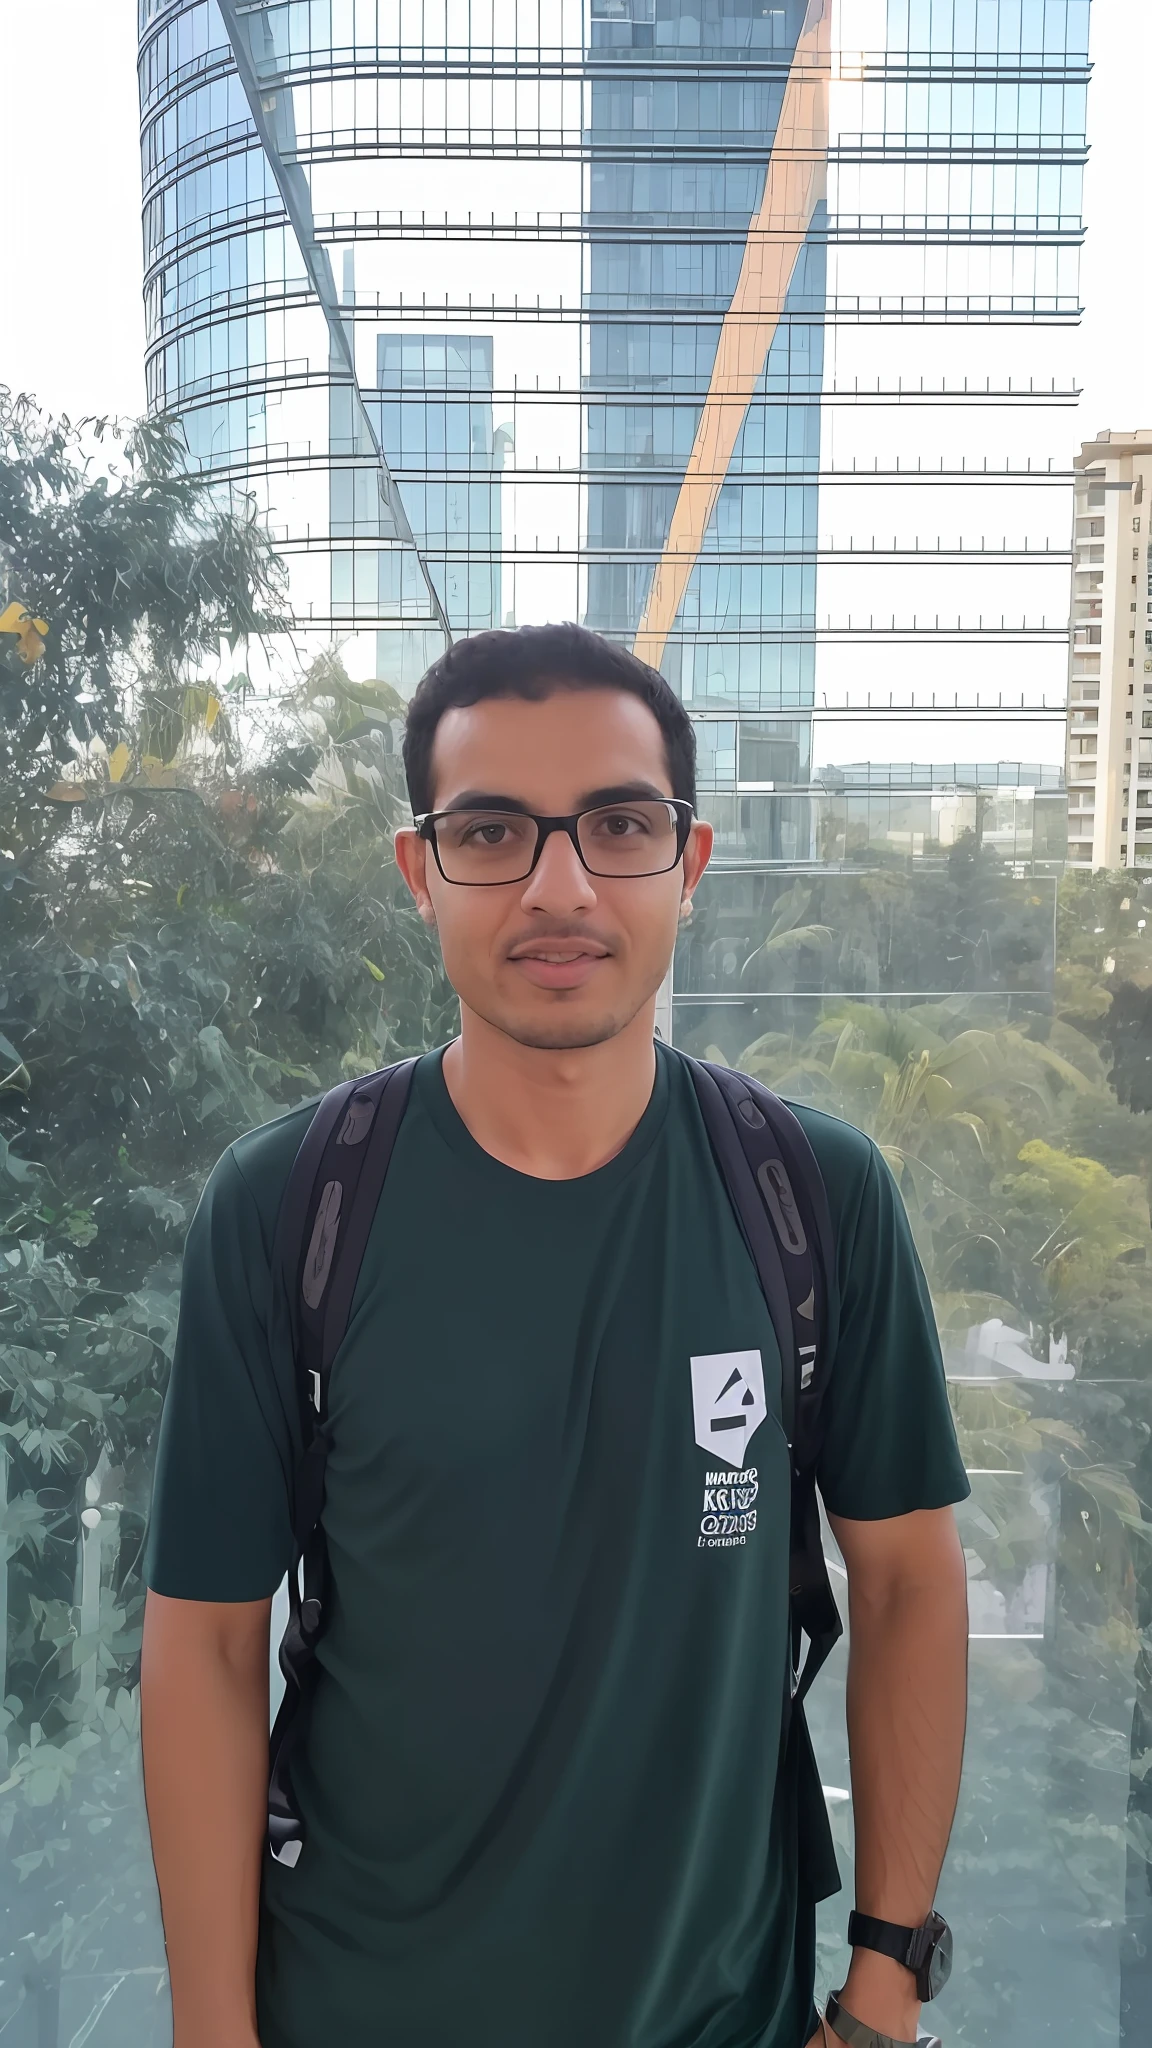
436, 781, 671, 814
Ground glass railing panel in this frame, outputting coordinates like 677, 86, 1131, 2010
676, 862, 1057, 1009
799, 1374, 1149, 2048
697, 788, 1068, 873
672, 849, 1152, 2048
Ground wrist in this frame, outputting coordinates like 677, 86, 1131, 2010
173, 2034, 260, 2048
838, 1950, 921, 2040
171, 2002, 260, 2048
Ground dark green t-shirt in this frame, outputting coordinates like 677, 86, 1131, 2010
146, 1044, 968, 2048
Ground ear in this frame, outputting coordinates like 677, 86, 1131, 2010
393, 825, 437, 927
679, 817, 713, 915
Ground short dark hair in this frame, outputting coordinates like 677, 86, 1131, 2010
402, 623, 696, 815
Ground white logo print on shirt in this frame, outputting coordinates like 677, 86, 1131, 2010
690, 1351, 765, 1549
690, 1349, 766, 1468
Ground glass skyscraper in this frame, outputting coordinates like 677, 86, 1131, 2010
140, 0, 1089, 810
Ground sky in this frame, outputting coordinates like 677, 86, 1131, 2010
0, 0, 147, 424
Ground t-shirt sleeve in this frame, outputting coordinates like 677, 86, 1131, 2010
814, 1128, 970, 1522
145, 1143, 297, 1600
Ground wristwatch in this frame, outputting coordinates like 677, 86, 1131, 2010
848, 1908, 953, 2002
823, 1991, 942, 2048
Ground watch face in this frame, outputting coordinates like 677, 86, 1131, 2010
927, 1914, 954, 1999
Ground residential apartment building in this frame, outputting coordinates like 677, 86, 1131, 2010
1067, 429, 1152, 869
138, 0, 1090, 816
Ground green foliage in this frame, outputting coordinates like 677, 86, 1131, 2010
3, 395, 1152, 2042
687, 860, 1152, 2042
0, 389, 289, 859
0, 400, 454, 2034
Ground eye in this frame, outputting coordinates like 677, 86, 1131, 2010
440, 811, 534, 854
594, 810, 649, 837
460, 819, 512, 845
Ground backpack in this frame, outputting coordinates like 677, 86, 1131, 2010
266, 1047, 843, 1868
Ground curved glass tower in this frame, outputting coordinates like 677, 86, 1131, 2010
140, 0, 1088, 795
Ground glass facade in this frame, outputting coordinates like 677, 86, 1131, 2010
139, 0, 1087, 788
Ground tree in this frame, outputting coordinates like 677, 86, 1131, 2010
0, 399, 452, 2042
0, 390, 292, 866
678, 854, 1152, 2044
5, 390, 1152, 2040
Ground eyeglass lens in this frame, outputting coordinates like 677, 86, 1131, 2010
431, 802, 682, 883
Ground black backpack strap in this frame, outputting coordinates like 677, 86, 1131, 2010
267, 1056, 418, 1866
682, 1052, 843, 1704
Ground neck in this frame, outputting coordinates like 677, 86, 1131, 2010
441, 1001, 660, 1180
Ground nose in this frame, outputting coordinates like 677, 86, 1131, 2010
518, 824, 599, 916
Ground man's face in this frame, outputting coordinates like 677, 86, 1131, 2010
394, 686, 713, 1051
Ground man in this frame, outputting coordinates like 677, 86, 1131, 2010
142, 623, 969, 2048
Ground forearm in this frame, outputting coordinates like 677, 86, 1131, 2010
833, 1508, 969, 2036
141, 1591, 271, 2048
846, 1577, 967, 1922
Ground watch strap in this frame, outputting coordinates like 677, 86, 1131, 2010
847, 1910, 918, 1970
823, 1992, 940, 2048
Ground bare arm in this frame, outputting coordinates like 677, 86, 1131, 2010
822, 1504, 969, 2043
141, 1589, 272, 2048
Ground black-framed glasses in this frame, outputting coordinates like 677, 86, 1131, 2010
414, 798, 695, 886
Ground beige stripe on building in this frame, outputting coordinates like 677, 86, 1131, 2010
632, 0, 831, 672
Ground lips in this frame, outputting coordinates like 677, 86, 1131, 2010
507, 944, 610, 991
510, 947, 608, 963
